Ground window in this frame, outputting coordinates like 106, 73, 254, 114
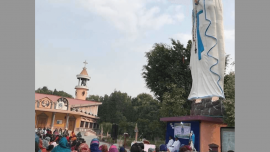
80, 121, 84, 128
56, 120, 62, 124
85, 122, 89, 128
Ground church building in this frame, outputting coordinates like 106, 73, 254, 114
35, 62, 102, 135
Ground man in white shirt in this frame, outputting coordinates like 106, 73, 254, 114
168, 136, 181, 152
167, 136, 174, 149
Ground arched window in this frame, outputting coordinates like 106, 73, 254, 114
56, 97, 69, 110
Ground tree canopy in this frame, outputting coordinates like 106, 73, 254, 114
142, 39, 192, 103
35, 86, 74, 98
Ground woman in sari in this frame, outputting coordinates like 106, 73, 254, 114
51, 137, 71, 152
90, 138, 102, 152
108, 145, 118, 152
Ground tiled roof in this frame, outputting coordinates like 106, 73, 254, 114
35, 93, 100, 105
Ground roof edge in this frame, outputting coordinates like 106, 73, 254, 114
160, 115, 225, 124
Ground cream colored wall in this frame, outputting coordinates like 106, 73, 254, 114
35, 110, 84, 131
53, 113, 67, 129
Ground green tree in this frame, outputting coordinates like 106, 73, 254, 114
35, 86, 73, 98
142, 39, 192, 102
86, 95, 102, 102
160, 84, 189, 117
223, 72, 235, 127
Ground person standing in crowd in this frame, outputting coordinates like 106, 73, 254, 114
51, 137, 71, 152
54, 128, 59, 136
71, 131, 76, 137
167, 136, 174, 149
40, 128, 45, 139
38, 128, 41, 134
63, 129, 68, 136
90, 138, 102, 152
44, 127, 47, 135
59, 128, 63, 136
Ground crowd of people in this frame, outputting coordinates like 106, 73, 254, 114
35, 127, 194, 152
35, 127, 128, 152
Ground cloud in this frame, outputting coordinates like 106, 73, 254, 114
224, 29, 235, 41
77, 0, 184, 38
231, 10, 235, 21
172, 33, 192, 46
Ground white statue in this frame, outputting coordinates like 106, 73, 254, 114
189, 0, 226, 103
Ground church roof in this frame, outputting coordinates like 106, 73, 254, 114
80, 67, 89, 76
35, 93, 101, 105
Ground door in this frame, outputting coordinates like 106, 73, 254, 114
37, 118, 47, 128
68, 120, 75, 131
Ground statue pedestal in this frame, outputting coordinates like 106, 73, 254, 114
190, 98, 225, 117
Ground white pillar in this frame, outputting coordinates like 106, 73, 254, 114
97, 106, 98, 116
51, 112, 55, 128
78, 78, 80, 86
65, 114, 69, 129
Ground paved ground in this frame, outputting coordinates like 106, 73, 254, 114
82, 135, 130, 152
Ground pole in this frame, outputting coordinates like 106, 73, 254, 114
124, 135, 127, 148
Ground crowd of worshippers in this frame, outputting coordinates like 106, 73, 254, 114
35, 127, 193, 152
35, 130, 128, 152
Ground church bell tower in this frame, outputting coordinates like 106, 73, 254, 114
75, 61, 91, 100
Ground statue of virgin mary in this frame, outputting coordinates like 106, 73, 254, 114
189, 0, 226, 103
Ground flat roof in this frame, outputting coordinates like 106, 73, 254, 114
160, 115, 225, 124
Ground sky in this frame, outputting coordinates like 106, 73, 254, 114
35, 0, 235, 98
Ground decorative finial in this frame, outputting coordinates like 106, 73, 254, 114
83, 60, 88, 68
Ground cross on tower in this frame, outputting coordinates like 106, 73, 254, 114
83, 60, 88, 68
